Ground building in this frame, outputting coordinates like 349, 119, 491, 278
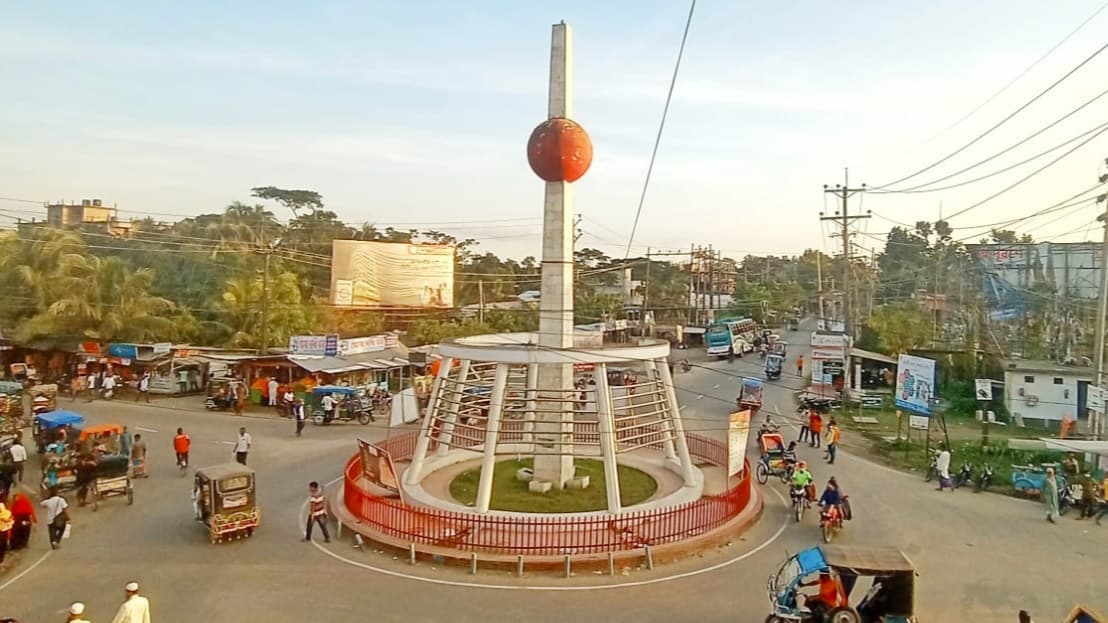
23, 199, 134, 237
1001, 358, 1092, 428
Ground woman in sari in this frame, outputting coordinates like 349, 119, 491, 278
1043, 467, 1060, 524
9, 493, 34, 550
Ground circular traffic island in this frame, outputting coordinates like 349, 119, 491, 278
449, 458, 658, 513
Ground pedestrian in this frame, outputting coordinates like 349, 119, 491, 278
8, 492, 34, 550
294, 399, 306, 437
137, 372, 151, 403
936, 444, 953, 492
67, 602, 91, 623
796, 355, 804, 376
281, 387, 295, 417
1043, 467, 1060, 523
131, 434, 147, 478
321, 392, 336, 424
39, 486, 69, 549
267, 377, 279, 407
0, 502, 12, 564
1079, 472, 1097, 519
303, 481, 330, 543
809, 410, 823, 449
86, 371, 97, 402
797, 408, 811, 445
110, 581, 151, 623
101, 373, 117, 399
120, 426, 133, 460
232, 382, 245, 417
234, 427, 252, 465
1018, 610, 1033, 623
826, 419, 841, 464
8, 439, 25, 485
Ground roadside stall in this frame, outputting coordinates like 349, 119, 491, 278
28, 383, 58, 417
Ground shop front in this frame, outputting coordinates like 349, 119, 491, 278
808, 333, 849, 397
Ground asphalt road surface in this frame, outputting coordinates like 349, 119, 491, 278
1, 326, 1103, 622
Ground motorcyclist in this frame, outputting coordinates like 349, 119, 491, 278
818, 477, 844, 522
792, 460, 814, 506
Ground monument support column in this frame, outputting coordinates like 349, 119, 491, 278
406, 357, 453, 485
657, 360, 697, 487
523, 363, 538, 444
475, 363, 510, 513
436, 359, 471, 457
593, 363, 623, 513
532, 22, 577, 489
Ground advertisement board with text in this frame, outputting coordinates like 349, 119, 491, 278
895, 354, 937, 416
728, 410, 752, 477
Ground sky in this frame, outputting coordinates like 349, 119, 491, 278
2, 1, 1108, 262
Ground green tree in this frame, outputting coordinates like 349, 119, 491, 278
251, 186, 324, 216
865, 302, 931, 355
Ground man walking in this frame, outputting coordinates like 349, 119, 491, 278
110, 582, 151, 623
294, 399, 306, 437
39, 486, 68, 549
8, 439, 26, 485
131, 434, 148, 478
86, 371, 97, 402
120, 426, 133, 461
1043, 467, 1060, 524
825, 419, 841, 464
304, 481, 330, 543
796, 355, 804, 376
267, 377, 279, 408
234, 427, 252, 465
137, 372, 151, 403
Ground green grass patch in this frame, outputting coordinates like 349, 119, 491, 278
449, 458, 659, 513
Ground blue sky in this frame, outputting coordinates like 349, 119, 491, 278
2, 1, 1108, 260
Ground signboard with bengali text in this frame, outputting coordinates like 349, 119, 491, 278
895, 354, 937, 416
331, 241, 454, 308
727, 410, 752, 478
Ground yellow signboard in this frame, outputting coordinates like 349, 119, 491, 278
330, 241, 453, 308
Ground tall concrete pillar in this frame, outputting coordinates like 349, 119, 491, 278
533, 22, 576, 489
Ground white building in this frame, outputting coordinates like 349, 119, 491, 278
1002, 359, 1093, 428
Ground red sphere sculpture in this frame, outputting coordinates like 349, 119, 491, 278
526, 117, 593, 183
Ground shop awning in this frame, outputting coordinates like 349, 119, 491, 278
288, 356, 357, 374
850, 348, 897, 365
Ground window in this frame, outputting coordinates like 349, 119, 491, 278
1024, 375, 1035, 383
1053, 377, 1064, 385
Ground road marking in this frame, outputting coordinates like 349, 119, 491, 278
215, 441, 235, 445
696, 395, 704, 400
0, 550, 52, 592
304, 484, 789, 591
135, 427, 158, 433
712, 384, 720, 390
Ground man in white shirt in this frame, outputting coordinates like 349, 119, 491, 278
234, 427, 253, 465
111, 582, 151, 623
137, 372, 151, 403
936, 444, 952, 491
86, 372, 97, 401
67, 602, 91, 623
321, 393, 336, 423
267, 377, 279, 407
40, 486, 69, 549
8, 439, 26, 484
102, 373, 117, 399
281, 388, 295, 417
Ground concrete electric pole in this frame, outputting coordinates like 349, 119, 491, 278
821, 169, 869, 339
1092, 166, 1108, 439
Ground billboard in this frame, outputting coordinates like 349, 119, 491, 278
895, 354, 936, 416
967, 243, 1102, 321
330, 241, 454, 308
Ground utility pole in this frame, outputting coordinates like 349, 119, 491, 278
822, 169, 869, 339
816, 252, 824, 325
688, 243, 696, 325
256, 237, 281, 355
1092, 165, 1108, 439
707, 244, 715, 322
643, 247, 651, 311
478, 280, 486, 324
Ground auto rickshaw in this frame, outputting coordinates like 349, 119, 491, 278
193, 463, 259, 544
205, 377, 238, 411
766, 354, 784, 380
737, 378, 765, 417
77, 423, 125, 454
772, 340, 788, 357
32, 410, 85, 454
309, 385, 373, 425
766, 545, 918, 623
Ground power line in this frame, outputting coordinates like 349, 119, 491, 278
933, 0, 1108, 137
623, 0, 696, 260
874, 40, 1108, 190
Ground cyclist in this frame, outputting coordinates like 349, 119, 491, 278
173, 427, 191, 469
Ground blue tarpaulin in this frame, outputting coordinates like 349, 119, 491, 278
36, 410, 86, 429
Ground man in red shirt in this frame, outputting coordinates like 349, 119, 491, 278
173, 427, 191, 469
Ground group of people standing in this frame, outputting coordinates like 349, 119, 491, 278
796, 408, 841, 464
1042, 453, 1108, 524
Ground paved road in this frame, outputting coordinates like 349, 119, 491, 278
1, 327, 1103, 622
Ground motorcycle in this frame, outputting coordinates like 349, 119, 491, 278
974, 464, 994, 492
819, 497, 847, 543
1058, 479, 1078, 516
680, 359, 691, 373
953, 462, 974, 489
924, 449, 941, 483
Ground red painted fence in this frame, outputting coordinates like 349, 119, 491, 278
343, 431, 752, 556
